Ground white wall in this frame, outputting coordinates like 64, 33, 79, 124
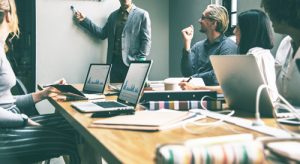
36, 0, 119, 85
36, 0, 119, 113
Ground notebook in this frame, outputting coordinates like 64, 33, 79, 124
71, 60, 153, 113
49, 64, 111, 100
210, 55, 274, 117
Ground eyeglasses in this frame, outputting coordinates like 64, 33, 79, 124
200, 15, 213, 21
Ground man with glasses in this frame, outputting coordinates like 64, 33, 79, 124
180, 4, 237, 87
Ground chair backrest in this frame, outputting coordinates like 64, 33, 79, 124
11, 77, 28, 95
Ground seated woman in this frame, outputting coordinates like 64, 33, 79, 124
262, 0, 300, 106
179, 9, 278, 102
0, 0, 83, 163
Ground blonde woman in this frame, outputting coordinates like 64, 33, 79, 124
0, 0, 80, 163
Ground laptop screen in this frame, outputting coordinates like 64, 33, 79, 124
118, 61, 152, 105
83, 64, 111, 93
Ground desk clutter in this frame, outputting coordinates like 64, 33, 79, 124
141, 100, 222, 111
155, 134, 265, 164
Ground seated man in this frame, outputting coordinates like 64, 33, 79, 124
181, 4, 237, 86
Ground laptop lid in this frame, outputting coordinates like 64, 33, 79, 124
117, 60, 153, 107
210, 55, 274, 117
82, 64, 111, 94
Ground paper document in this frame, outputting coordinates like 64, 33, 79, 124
91, 109, 205, 131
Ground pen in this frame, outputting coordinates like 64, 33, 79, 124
186, 76, 193, 82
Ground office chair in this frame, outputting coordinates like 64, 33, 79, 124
10, 78, 52, 164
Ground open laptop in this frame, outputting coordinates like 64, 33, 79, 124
71, 60, 153, 113
49, 64, 111, 100
210, 55, 274, 117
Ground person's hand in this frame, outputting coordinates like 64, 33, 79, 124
178, 81, 197, 90
27, 118, 40, 126
53, 78, 67, 85
181, 25, 194, 50
32, 87, 61, 103
74, 11, 86, 22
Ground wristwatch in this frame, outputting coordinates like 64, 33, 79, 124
20, 114, 28, 126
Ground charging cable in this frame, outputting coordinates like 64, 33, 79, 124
182, 96, 235, 134
256, 84, 300, 137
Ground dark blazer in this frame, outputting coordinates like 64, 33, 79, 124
80, 4, 151, 66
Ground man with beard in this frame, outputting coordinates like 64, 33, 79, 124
180, 4, 237, 86
74, 0, 151, 83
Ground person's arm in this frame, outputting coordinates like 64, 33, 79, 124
0, 108, 26, 128
75, 11, 108, 40
178, 82, 223, 94
136, 11, 151, 60
191, 70, 219, 86
181, 48, 197, 77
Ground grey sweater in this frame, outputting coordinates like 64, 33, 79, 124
0, 45, 35, 128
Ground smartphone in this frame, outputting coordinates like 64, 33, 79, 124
278, 117, 300, 126
70, 5, 78, 14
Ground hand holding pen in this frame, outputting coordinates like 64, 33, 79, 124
178, 76, 195, 90
71, 5, 85, 22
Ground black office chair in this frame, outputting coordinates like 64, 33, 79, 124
10, 78, 53, 164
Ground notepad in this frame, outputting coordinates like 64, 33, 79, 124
90, 109, 204, 131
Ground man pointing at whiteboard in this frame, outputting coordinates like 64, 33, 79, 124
74, 0, 151, 83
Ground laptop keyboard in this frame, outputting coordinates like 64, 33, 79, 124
93, 101, 126, 108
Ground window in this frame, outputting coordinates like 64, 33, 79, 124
223, 0, 237, 36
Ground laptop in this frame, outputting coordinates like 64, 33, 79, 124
210, 55, 274, 117
71, 60, 153, 113
49, 64, 111, 100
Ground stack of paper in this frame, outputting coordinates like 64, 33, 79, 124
90, 109, 204, 131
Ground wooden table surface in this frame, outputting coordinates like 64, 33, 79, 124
45, 84, 292, 164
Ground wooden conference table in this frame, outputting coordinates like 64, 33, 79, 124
46, 84, 280, 164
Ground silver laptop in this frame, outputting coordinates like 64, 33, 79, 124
82, 64, 111, 94
49, 64, 111, 100
210, 55, 274, 117
71, 60, 153, 113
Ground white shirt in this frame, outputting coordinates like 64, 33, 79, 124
276, 36, 300, 105
247, 47, 278, 102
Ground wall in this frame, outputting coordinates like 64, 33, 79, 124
36, 0, 119, 113
134, 0, 169, 80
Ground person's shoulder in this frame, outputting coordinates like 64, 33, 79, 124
222, 36, 237, 47
192, 40, 206, 48
133, 5, 149, 14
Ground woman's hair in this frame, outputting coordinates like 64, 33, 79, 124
237, 9, 274, 54
261, 0, 300, 29
206, 4, 229, 34
0, 0, 19, 38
